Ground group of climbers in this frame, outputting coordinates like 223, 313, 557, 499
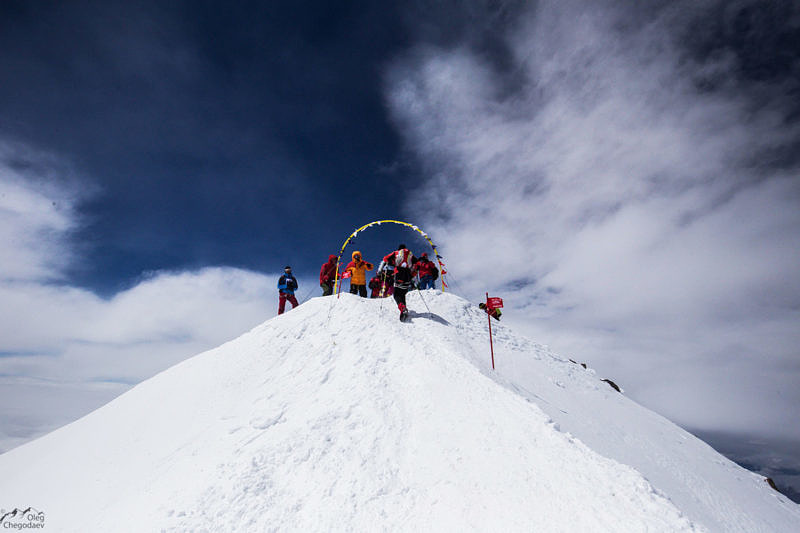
321, 244, 440, 321
277, 244, 441, 320
278, 246, 502, 324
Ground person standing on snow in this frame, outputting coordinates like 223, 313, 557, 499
319, 254, 338, 296
277, 266, 299, 315
343, 250, 373, 297
379, 267, 394, 298
479, 302, 502, 321
379, 244, 417, 321
368, 274, 382, 298
414, 252, 439, 290
372, 265, 394, 298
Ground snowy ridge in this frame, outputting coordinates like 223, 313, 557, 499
0, 292, 798, 532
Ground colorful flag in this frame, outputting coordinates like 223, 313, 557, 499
486, 297, 504, 310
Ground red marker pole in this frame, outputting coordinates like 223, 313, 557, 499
486, 292, 495, 370
337, 270, 350, 299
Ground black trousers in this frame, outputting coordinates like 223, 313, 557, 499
320, 282, 332, 296
350, 284, 367, 297
393, 286, 408, 309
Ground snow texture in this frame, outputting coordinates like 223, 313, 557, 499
0, 292, 798, 532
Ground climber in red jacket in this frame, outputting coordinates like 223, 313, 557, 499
414, 252, 439, 290
319, 254, 338, 296
379, 244, 417, 321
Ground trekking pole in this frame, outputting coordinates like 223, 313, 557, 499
378, 269, 387, 298
298, 284, 316, 304
416, 284, 433, 318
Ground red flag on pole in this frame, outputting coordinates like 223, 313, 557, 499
486, 297, 504, 310
336, 270, 351, 299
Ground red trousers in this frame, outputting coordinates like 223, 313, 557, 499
278, 292, 299, 314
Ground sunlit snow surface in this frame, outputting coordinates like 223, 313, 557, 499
0, 292, 798, 532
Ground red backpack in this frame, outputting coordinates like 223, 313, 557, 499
394, 249, 414, 268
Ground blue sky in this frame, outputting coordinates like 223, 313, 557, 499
0, 0, 425, 293
1, 0, 800, 497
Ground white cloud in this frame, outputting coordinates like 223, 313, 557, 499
0, 145, 304, 452
0, 268, 281, 381
0, 143, 82, 282
388, 1, 800, 438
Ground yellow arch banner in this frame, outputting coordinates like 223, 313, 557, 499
333, 219, 447, 294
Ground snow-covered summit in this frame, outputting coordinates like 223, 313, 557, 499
1, 291, 798, 531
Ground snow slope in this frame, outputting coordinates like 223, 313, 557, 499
0, 292, 798, 532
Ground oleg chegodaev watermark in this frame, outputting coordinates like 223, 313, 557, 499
0, 508, 45, 530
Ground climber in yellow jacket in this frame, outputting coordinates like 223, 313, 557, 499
343, 250, 374, 298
